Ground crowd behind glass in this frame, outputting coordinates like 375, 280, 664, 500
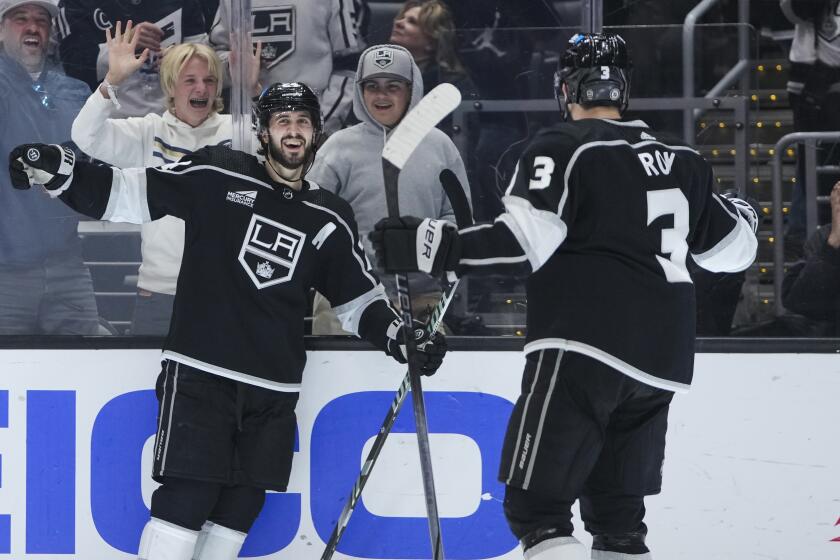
0, 0, 836, 338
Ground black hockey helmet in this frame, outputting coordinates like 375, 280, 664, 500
253, 82, 324, 144
554, 32, 632, 115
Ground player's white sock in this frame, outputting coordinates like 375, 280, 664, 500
591, 551, 653, 559
138, 517, 198, 560
524, 536, 588, 559
191, 521, 247, 560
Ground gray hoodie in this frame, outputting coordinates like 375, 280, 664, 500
308, 44, 471, 264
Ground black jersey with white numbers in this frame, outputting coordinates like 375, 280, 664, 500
60, 146, 399, 391
455, 119, 757, 392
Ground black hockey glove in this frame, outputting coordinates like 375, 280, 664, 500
370, 217, 461, 277
386, 320, 448, 376
721, 191, 760, 234
9, 143, 75, 194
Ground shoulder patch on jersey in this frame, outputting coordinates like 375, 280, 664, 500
226, 190, 257, 208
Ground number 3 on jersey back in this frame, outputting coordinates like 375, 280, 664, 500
647, 188, 691, 283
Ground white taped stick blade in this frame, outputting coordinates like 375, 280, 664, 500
382, 83, 462, 170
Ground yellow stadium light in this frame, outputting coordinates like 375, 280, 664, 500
730, 149, 737, 156
786, 148, 794, 156
783, 207, 789, 214
751, 94, 758, 101
750, 148, 757, 156
762, 207, 770, 215
760, 267, 767, 273
700, 122, 707, 128
775, 64, 783, 71
769, 236, 775, 243
757, 65, 765, 72
752, 177, 760, 183
775, 121, 782, 128
712, 149, 720, 156
770, 94, 777, 101
756, 121, 764, 128
719, 122, 727, 128
769, 148, 776, 156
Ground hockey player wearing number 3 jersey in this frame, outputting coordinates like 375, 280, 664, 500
373, 34, 757, 559
9, 82, 447, 560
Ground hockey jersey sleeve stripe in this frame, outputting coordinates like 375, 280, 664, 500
692, 213, 757, 273
101, 167, 153, 224
524, 339, 692, 394
501, 195, 568, 271
301, 200, 378, 286
159, 164, 274, 191
332, 284, 391, 335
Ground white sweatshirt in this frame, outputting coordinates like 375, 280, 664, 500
71, 89, 233, 294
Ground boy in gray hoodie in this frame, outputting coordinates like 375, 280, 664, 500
308, 43, 471, 333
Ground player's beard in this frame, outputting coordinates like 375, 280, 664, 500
268, 133, 311, 171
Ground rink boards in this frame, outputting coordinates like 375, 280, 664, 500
0, 348, 837, 559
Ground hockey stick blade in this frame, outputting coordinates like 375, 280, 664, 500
382, 83, 462, 171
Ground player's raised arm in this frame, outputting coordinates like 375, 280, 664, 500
9, 142, 199, 224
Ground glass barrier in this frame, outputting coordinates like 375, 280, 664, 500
0, 12, 826, 340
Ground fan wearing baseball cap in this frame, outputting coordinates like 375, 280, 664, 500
307, 43, 471, 334
0, 0, 100, 336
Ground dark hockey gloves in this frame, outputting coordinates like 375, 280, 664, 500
386, 320, 448, 376
370, 217, 460, 278
721, 191, 760, 234
9, 143, 75, 194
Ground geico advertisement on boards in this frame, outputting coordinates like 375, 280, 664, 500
0, 349, 838, 559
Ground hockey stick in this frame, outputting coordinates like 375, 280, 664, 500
320, 179, 470, 560
319, 84, 463, 560
382, 83, 462, 560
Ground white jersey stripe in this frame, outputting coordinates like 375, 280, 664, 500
102, 167, 152, 224
692, 212, 757, 273
331, 284, 390, 336
524, 339, 691, 393
162, 352, 302, 392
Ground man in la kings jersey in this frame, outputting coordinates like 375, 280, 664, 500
9, 82, 447, 560
372, 33, 758, 559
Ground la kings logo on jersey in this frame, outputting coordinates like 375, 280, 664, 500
253, 6, 295, 68
239, 214, 305, 288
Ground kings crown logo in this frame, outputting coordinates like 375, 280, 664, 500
373, 48, 394, 69
256, 261, 275, 279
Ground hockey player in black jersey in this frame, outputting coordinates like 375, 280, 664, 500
373, 33, 758, 560
9, 82, 447, 560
